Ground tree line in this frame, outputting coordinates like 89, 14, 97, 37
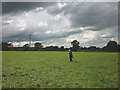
1, 40, 120, 52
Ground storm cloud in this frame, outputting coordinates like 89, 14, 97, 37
2, 2, 118, 47
2, 2, 56, 14
47, 2, 118, 30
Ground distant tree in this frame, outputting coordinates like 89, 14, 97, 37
0, 43, 1, 51
60, 46, 64, 51
71, 40, 80, 51
34, 42, 43, 50
53, 46, 59, 51
88, 46, 100, 51
88, 46, 97, 50
53, 46, 59, 48
107, 41, 117, 47
60, 46, 64, 49
50, 45, 53, 48
23, 43, 30, 51
2, 42, 13, 51
44, 45, 59, 51
23, 43, 30, 47
106, 41, 118, 51
118, 45, 120, 52
83, 47, 87, 49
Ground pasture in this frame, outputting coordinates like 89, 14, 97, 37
2, 51, 118, 88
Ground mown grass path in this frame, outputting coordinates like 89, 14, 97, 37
2, 51, 118, 88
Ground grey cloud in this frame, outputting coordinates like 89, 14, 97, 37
80, 36, 113, 47
41, 38, 67, 47
32, 29, 82, 41
2, 2, 56, 14
2, 2, 118, 47
3, 28, 82, 42
47, 2, 118, 30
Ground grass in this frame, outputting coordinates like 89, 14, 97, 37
2, 51, 118, 88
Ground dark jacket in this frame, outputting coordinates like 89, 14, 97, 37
69, 52, 73, 58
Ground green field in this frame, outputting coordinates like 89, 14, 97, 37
2, 51, 118, 88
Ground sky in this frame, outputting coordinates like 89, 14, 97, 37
2, 2, 118, 48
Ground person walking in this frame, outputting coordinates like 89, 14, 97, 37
69, 50, 73, 62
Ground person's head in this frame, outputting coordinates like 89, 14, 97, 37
69, 50, 71, 52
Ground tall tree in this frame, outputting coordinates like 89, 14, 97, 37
2, 42, 13, 51
23, 43, 30, 51
34, 42, 43, 50
107, 41, 117, 47
71, 40, 80, 51
106, 41, 118, 51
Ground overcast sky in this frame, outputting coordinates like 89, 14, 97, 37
2, 2, 118, 47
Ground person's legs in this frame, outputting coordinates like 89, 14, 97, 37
71, 58, 73, 62
70, 57, 73, 62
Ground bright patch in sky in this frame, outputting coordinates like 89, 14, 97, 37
38, 21, 48, 27
57, 3, 68, 8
